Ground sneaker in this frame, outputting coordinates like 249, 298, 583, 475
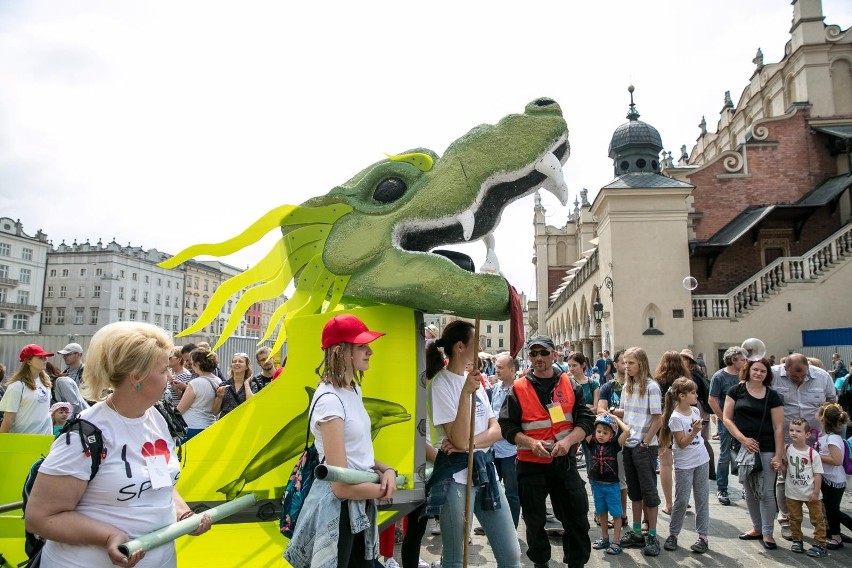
780, 524, 792, 541
620, 531, 645, 548
430, 563, 442, 568
690, 539, 708, 554
385, 559, 401, 568
806, 545, 827, 558
644, 535, 661, 556
663, 535, 678, 551
791, 540, 804, 553
473, 526, 485, 536
717, 490, 730, 506
430, 519, 441, 535
418, 560, 429, 568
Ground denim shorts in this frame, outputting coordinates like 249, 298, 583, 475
591, 480, 623, 517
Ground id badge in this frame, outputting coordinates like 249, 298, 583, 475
547, 402, 566, 423
146, 455, 172, 489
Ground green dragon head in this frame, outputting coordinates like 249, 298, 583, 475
160, 98, 569, 352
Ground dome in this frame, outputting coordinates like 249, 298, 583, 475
607, 86, 665, 176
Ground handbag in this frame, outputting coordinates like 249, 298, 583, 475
279, 391, 342, 538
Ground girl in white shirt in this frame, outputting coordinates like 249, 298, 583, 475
659, 377, 710, 553
815, 402, 852, 549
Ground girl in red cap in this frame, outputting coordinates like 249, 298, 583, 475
285, 314, 397, 568
0, 344, 54, 434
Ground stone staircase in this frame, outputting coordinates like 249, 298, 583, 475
691, 223, 852, 320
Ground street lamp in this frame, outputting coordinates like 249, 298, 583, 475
593, 295, 604, 323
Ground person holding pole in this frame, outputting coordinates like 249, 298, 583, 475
285, 314, 398, 568
498, 335, 594, 568
24, 322, 212, 568
423, 321, 520, 568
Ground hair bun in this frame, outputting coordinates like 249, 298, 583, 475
434, 338, 445, 348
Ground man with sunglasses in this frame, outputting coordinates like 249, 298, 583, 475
499, 336, 594, 568
771, 353, 835, 539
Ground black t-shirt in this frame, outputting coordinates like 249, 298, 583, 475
588, 439, 621, 483
727, 383, 784, 452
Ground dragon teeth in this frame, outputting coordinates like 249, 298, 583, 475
457, 210, 475, 241
479, 233, 500, 274
535, 152, 569, 205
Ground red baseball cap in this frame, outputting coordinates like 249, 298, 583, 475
20, 344, 55, 361
321, 314, 385, 350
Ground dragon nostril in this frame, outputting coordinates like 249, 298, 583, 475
534, 98, 557, 107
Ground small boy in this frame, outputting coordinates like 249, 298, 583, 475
49, 402, 72, 437
783, 417, 827, 557
587, 413, 630, 555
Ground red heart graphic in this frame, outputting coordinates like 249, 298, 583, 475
141, 439, 171, 463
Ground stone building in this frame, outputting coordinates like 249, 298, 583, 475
0, 218, 50, 334
536, 0, 852, 371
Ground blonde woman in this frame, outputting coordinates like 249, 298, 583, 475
25, 322, 211, 567
214, 352, 255, 418
285, 314, 397, 568
0, 344, 54, 434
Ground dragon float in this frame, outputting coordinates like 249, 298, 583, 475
0, 98, 569, 567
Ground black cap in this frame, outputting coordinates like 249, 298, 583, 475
525, 335, 556, 351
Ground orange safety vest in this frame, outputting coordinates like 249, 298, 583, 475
514, 372, 576, 464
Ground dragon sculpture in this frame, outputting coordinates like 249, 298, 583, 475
159, 97, 569, 353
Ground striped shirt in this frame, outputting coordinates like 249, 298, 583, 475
621, 378, 662, 448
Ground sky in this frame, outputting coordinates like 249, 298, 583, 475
1, 0, 851, 301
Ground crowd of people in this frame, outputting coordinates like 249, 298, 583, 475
3, 323, 851, 567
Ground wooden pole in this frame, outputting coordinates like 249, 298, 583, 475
463, 317, 481, 568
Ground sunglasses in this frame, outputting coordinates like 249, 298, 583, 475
234, 353, 249, 358
529, 350, 551, 358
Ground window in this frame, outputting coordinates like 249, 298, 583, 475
157, 278, 161, 286
167, 280, 171, 288
74, 308, 84, 324
155, 314, 162, 327
0, 264, 7, 278
79, 268, 87, 277
12, 314, 28, 330
93, 285, 101, 298
499, 338, 504, 348
56, 307, 65, 324
43, 308, 52, 325
0, 243, 10, 256
486, 338, 492, 348
172, 316, 179, 331
17, 290, 29, 305
203, 295, 208, 309
19, 268, 31, 284
174, 297, 179, 308
132, 272, 137, 281
95, 267, 103, 276
22, 248, 33, 261
156, 293, 161, 305
130, 310, 137, 321
77, 285, 85, 297
193, 277, 199, 289
60, 285, 67, 298
62, 268, 69, 277
486, 324, 492, 333
498, 324, 504, 333
142, 311, 149, 322
143, 291, 149, 304
47, 285, 54, 298
175, 282, 180, 291
648, 317, 656, 329
118, 309, 124, 321
0, 312, 5, 328
131, 289, 137, 301
90, 308, 99, 325
50, 269, 57, 277
144, 275, 149, 284
204, 279, 209, 291
119, 270, 125, 278
119, 286, 125, 300
165, 295, 170, 307
0, 288, 5, 303
185, 298, 190, 308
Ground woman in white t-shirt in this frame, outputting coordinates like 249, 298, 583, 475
25, 322, 211, 568
424, 320, 520, 568
0, 344, 54, 435
177, 348, 222, 438
285, 314, 398, 568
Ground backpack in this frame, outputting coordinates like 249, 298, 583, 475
839, 377, 852, 416
280, 392, 342, 539
22, 418, 105, 561
842, 437, 852, 475
153, 398, 188, 447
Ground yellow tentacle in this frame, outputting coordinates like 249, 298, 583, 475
210, 268, 289, 351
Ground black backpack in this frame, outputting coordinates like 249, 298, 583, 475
839, 376, 852, 417
22, 418, 106, 561
153, 398, 188, 446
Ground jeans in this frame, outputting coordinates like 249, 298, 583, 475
338, 501, 372, 568
716, 422, 733, 492
438, 480, 520, 568
744, 452, 778, 537
669, 462, 710, 538
494, 455, 520, 528
400, 504, 428, 568
518, 462, 591, 568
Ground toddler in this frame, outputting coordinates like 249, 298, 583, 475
783, 417, 827, 557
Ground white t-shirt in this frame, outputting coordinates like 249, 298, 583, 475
38, 402, 181, 568
429, 368, 494, 484
0, 378, 52, 434
668, 406, 709, 470
310, 383, 374, 472
817, 432, 847, 486
784, 443, 824, 501
182, 375, 221, 429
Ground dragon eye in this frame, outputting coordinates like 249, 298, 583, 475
373, 177, 407, 203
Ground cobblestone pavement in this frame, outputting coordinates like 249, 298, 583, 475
412, 436, 852, 567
